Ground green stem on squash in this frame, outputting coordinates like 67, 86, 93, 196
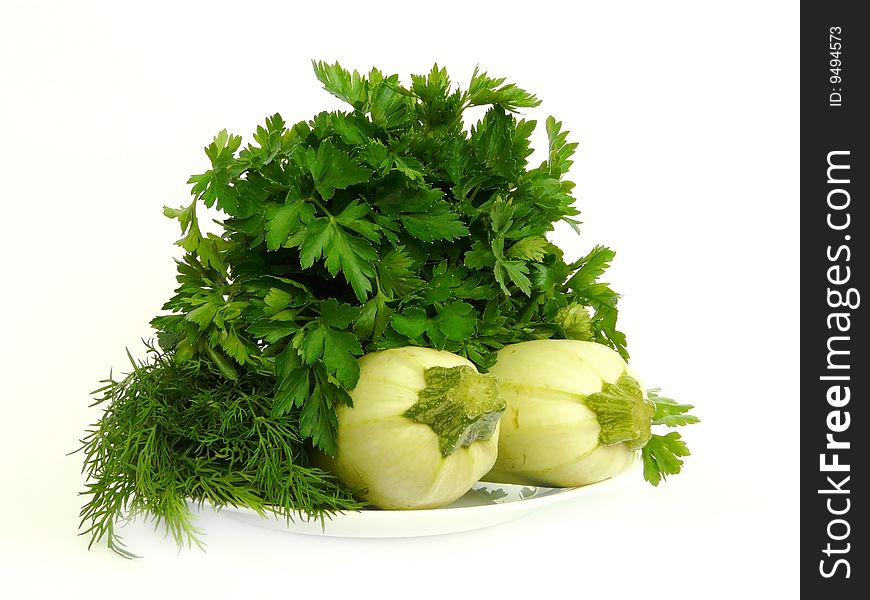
404, 366, 505, 457
584, 373, 655, 450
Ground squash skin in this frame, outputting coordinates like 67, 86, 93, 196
484, 339, 643, 487
325, 347, 502, 509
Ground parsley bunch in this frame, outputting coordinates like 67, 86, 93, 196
154, 61, 627, 456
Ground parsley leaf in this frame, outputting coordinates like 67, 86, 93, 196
264, 199, 314, 251
642, 432, 691, 486
567, 245, 616, 290
300, 370, 343, 456
391, 307, 430, 339
649, 389, 701, 427
434, 301, 477, 341
300, 140, 371, 201
379, 188, 469, 243
507, 236, 549, 262
299, 218, 377, 302
544, 116, 578, 177
311, 60, 368, 109
465, 66, 541, 111
299, 300, 363, 389
641, 390, 699, 485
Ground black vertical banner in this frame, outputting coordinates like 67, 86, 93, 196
802, 2, 867, 596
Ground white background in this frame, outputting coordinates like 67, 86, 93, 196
0, 1, 799, 597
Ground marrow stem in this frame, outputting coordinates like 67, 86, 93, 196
404, 365, 505, 457
585, 373, 655, 449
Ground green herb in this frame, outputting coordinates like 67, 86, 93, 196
156, 61, 627, 455
77, 344, 363, 557
642, 390, 700, 485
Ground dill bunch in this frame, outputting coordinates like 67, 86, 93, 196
77, 343, 363, 558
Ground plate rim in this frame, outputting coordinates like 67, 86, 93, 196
201, 470, 630, 524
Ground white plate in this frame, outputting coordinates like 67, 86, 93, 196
211, 473, 630, 538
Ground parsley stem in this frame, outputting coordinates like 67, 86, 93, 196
311, 196, 333, 217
